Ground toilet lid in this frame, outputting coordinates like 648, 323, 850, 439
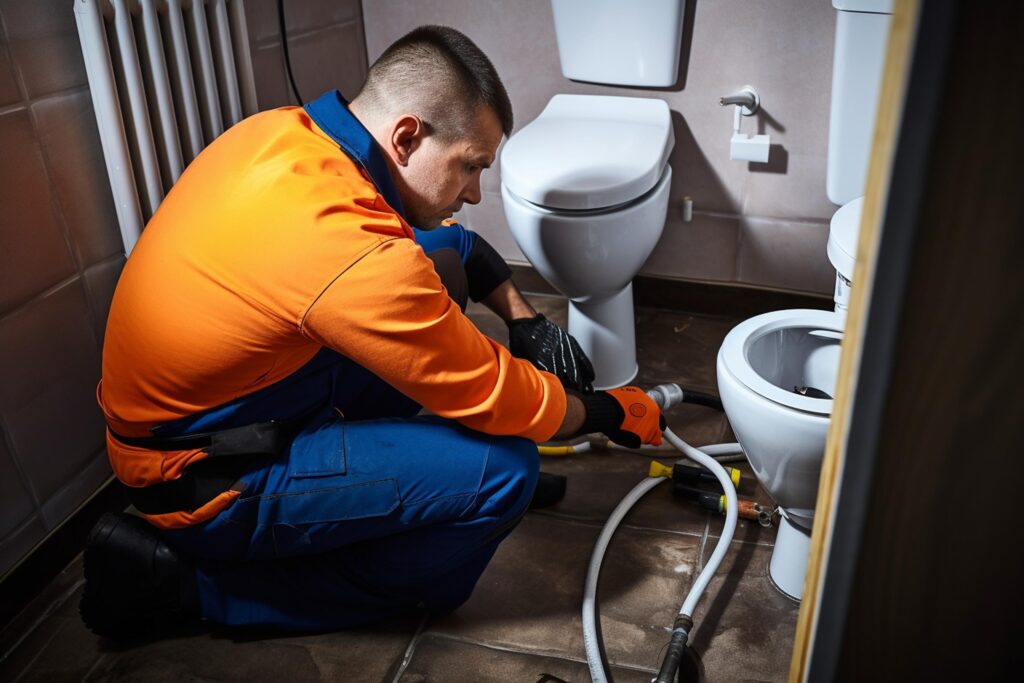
500, 94, 674, 211
719, 309, 845, 415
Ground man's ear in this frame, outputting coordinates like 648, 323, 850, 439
389, 114, 425, 167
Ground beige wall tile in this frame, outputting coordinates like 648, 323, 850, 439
455, 189, 526, 264
0, 280, 105, 509
0, 108, 76, 315
743, 150, 836, 221
643, 212, 739, 283
32, 90, 123, 266
737, 216, 834, 293
290, 21, 368, 102
361, 0, 840, 294
0, 0, 87, 98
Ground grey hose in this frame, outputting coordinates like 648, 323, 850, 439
582, 437, 744, 683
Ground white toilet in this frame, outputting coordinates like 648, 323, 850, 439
716, 0, 892, 601
500, 0, 685, 389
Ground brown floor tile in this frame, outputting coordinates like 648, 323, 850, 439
533, 448, 710, 536
81, 619, 420, 682
427, 514, 703, 672
688, 541, 799, 682
398, 634, 655, 682
3, 576, 420, 683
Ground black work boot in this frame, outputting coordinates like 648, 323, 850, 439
80, 512, 197, 638
528, 472, 567, 510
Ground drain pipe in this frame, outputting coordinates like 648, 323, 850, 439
581, 384, 742, 683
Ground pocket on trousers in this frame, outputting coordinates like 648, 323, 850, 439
287, 419, 346, 479
271, 478, 401, 526
266, 478, 401, 557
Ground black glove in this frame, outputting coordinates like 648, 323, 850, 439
507, 314, 596, 392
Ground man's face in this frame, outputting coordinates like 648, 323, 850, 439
390, 106, 503, 229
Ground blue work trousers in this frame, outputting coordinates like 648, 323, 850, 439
162, 234, 538, 631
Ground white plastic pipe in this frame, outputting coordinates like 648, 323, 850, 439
74, 0, 144, 253
111, 0, 164, 217
166, 0, 205, 161
188, 0, 224, 139
139, 0, 184, 182
209, 0, 242, 125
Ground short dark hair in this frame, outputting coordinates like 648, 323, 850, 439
356, 25, 513, 139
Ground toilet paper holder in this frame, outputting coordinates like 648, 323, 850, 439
721, 86, 770, 163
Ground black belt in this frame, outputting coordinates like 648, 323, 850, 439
110, 421, 295, 516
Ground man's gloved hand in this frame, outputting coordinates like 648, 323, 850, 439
579, 386, 666, 448
508, 314, 596, 392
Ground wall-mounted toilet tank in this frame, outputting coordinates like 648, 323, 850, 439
827, 0, 894, 205
550, 0, 686, 87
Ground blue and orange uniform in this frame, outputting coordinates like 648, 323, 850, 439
98, 91, 567, 629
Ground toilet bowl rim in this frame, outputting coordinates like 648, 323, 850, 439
719, 308, 844, 416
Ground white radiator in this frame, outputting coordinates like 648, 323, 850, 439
74, 0, 258, 253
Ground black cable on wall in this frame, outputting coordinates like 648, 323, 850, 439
277, 0, 303, 105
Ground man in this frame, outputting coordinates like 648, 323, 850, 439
82, 25, 664, 636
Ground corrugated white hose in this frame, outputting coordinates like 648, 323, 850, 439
582, 384, 742, 683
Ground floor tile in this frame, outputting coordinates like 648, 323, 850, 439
427, 514, 705, 672
82, 620, 419, 683
534, 446, 710, 536
688, 541, 799, 683
398, 633, 656, 682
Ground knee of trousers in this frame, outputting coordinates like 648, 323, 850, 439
475, 436, 540, 521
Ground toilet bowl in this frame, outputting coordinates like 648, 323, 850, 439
500, 94, 674, 388
717, 308, 844, 599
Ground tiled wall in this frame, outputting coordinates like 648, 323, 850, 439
0, 0, 124, 576
0, 0, 368, 578
361, 0, 840, 295
244, 0, 368, 109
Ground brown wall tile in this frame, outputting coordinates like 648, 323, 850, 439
289, 20, 368, 102
32, 89, 123, 266
0, 432, 37, 545
0, 280, 106, 513
82, 256, 125, 346
244, 0, 282, 46
251, 43, 296, 109
0, 108, 76, 314
0, 0, 87, 98
0, 40, 20, 106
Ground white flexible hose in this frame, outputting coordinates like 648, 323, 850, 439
582, 435, 743, 683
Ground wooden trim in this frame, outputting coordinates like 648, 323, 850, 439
788, 0, 920, 679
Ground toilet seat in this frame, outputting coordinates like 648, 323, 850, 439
500, 94, 674, 211
719, 309, 844, 415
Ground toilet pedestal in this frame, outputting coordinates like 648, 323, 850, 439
769, 513, 812, 601
568, 284, 638, 389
